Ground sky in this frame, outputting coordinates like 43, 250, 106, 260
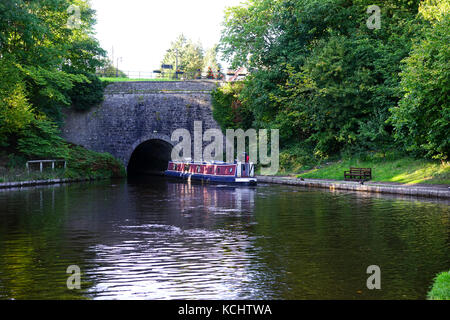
90, 0, 244, 73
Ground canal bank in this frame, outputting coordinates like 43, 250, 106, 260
257, 176, 450, 199
0, 177, 106, 189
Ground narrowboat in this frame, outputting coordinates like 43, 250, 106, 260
164, 156, 257, 186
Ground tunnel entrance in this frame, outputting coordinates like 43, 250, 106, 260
127, 139, 173, 176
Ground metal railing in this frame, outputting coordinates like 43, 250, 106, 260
95, 70, 228, 81
26, 160, 66, 172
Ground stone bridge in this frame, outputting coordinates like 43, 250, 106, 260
62, 81, 221, 174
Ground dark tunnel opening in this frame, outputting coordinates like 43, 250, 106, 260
127, 139, 173, 176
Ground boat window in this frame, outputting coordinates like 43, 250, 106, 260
229, 168, 233, 173
216, 167, 220, 174
197, 166, 201, 173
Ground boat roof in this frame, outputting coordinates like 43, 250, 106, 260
170, 160, 235, 165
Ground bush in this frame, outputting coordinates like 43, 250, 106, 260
279, 142, 321, 173
17, 117, 69, 160
211, 82, 253, 131
428, 271, 450, 300
67, 71, 105, 111
66, 145, 126, 179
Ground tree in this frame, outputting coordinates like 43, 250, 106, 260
0, 0, 106, 158
390, 0, 450, 160
161, 34, 204, 79
0, 56, 34, 147
218, 0, 424, 160
0, 0, 106, 122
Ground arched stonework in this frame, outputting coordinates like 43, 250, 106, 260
61, 81, 221, 168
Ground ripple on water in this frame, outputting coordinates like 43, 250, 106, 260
83, 223, 263, 300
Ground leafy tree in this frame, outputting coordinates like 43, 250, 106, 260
0, 0, 106, 121
390, 0, 450, 160
161, 34, 204, 79
0, 0, 107, 161
218, 0, 430, 161
17, 116, 69, 159
0, 56, 34, 147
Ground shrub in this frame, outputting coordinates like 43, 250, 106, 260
211, 82, 253, 131
17, 117, 69, 160
67, 71, 105, 111
428, 271, 450, 300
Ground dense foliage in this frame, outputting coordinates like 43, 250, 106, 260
390, 0, 450, 160
0, 0, 121, 177
215, 0, 449, 164
67, 69, 105, 111
211, 82, 253, 130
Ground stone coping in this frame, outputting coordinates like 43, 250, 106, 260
0, 177, 101, 190
257, 176, 450, 199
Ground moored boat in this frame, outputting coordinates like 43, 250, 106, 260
164, 155, 257, 186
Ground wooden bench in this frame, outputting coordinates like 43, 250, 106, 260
344, 167, 372, 182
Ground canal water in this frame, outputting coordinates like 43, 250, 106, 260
0, 177, 448, 300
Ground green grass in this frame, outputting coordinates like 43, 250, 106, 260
428, 271, 450, 300
295, 157, 449, 185
0, 144, 126, 184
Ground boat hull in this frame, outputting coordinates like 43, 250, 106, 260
164, 170, 257, 186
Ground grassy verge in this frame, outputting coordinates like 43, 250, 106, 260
275, 153, 449, 185
0, 144, 126, 184
294, 158, 449, 185
428, 271, 450, 300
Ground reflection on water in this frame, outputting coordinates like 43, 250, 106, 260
0, 177, 448, 300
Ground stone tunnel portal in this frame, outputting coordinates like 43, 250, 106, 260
127, 139, 173, 176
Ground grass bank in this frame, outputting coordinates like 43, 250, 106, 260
278, 155, 449, 185
0, 144, 126, 184
428, 271, 450, 300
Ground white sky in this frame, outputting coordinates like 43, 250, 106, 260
90, 0, 244, 72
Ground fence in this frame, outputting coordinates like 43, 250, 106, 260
95, 70, 229, 81
26, 160, 67, 173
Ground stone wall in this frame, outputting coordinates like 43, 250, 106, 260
61, 81, 221, 167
